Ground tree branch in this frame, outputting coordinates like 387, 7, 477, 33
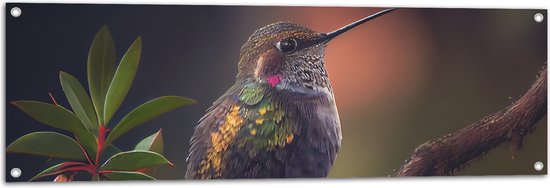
395, 65, 547, 176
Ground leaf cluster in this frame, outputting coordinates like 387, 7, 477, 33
7, 26, 196, 181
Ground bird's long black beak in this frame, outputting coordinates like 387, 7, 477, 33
320, 8, 396, 44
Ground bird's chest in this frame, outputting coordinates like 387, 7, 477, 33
201, 85, 342, 178
233, 86, 342, 157
222, 89, 342, 178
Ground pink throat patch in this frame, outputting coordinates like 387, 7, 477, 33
267, 75, 282, 87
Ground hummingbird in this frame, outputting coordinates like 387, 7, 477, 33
186, 8, 395, 179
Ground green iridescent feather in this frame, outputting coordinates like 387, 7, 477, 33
235, 84, 297, 154
239, 85, 263, 105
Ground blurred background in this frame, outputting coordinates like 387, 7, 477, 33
5, 4, 547, 181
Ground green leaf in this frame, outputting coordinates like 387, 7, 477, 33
11, 101, 97, 156
100, 144, 122, 164
102, 171, 156, 180
76, 130, 98, 160
6, 132, 86, 161
12, 101, 84, 132
134, 129, 164, 155
29, 163, 64, 181
100, 150, 172, 171
60, 71, 99, 134
105, 96, 195, 145
88, 25, 117, 125
103, 37, 142, 125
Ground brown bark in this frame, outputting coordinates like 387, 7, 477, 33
395, 65, 547, 176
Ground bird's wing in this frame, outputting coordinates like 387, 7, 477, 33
185, 91, 238, 179
185, 83, 299, 179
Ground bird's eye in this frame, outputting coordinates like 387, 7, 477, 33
276, 38, 297, 53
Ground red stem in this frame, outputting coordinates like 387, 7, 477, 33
43, 164, 96, 177
95, 125, 109, 165
34, 162, 87, 180
41, 124, 114, 180
98, 170, 113, 174
48, 92, 59, 106
59, 161, 87, 169
135, 168, 149, 173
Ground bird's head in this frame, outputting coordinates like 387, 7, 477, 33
236, 9, 395, 93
